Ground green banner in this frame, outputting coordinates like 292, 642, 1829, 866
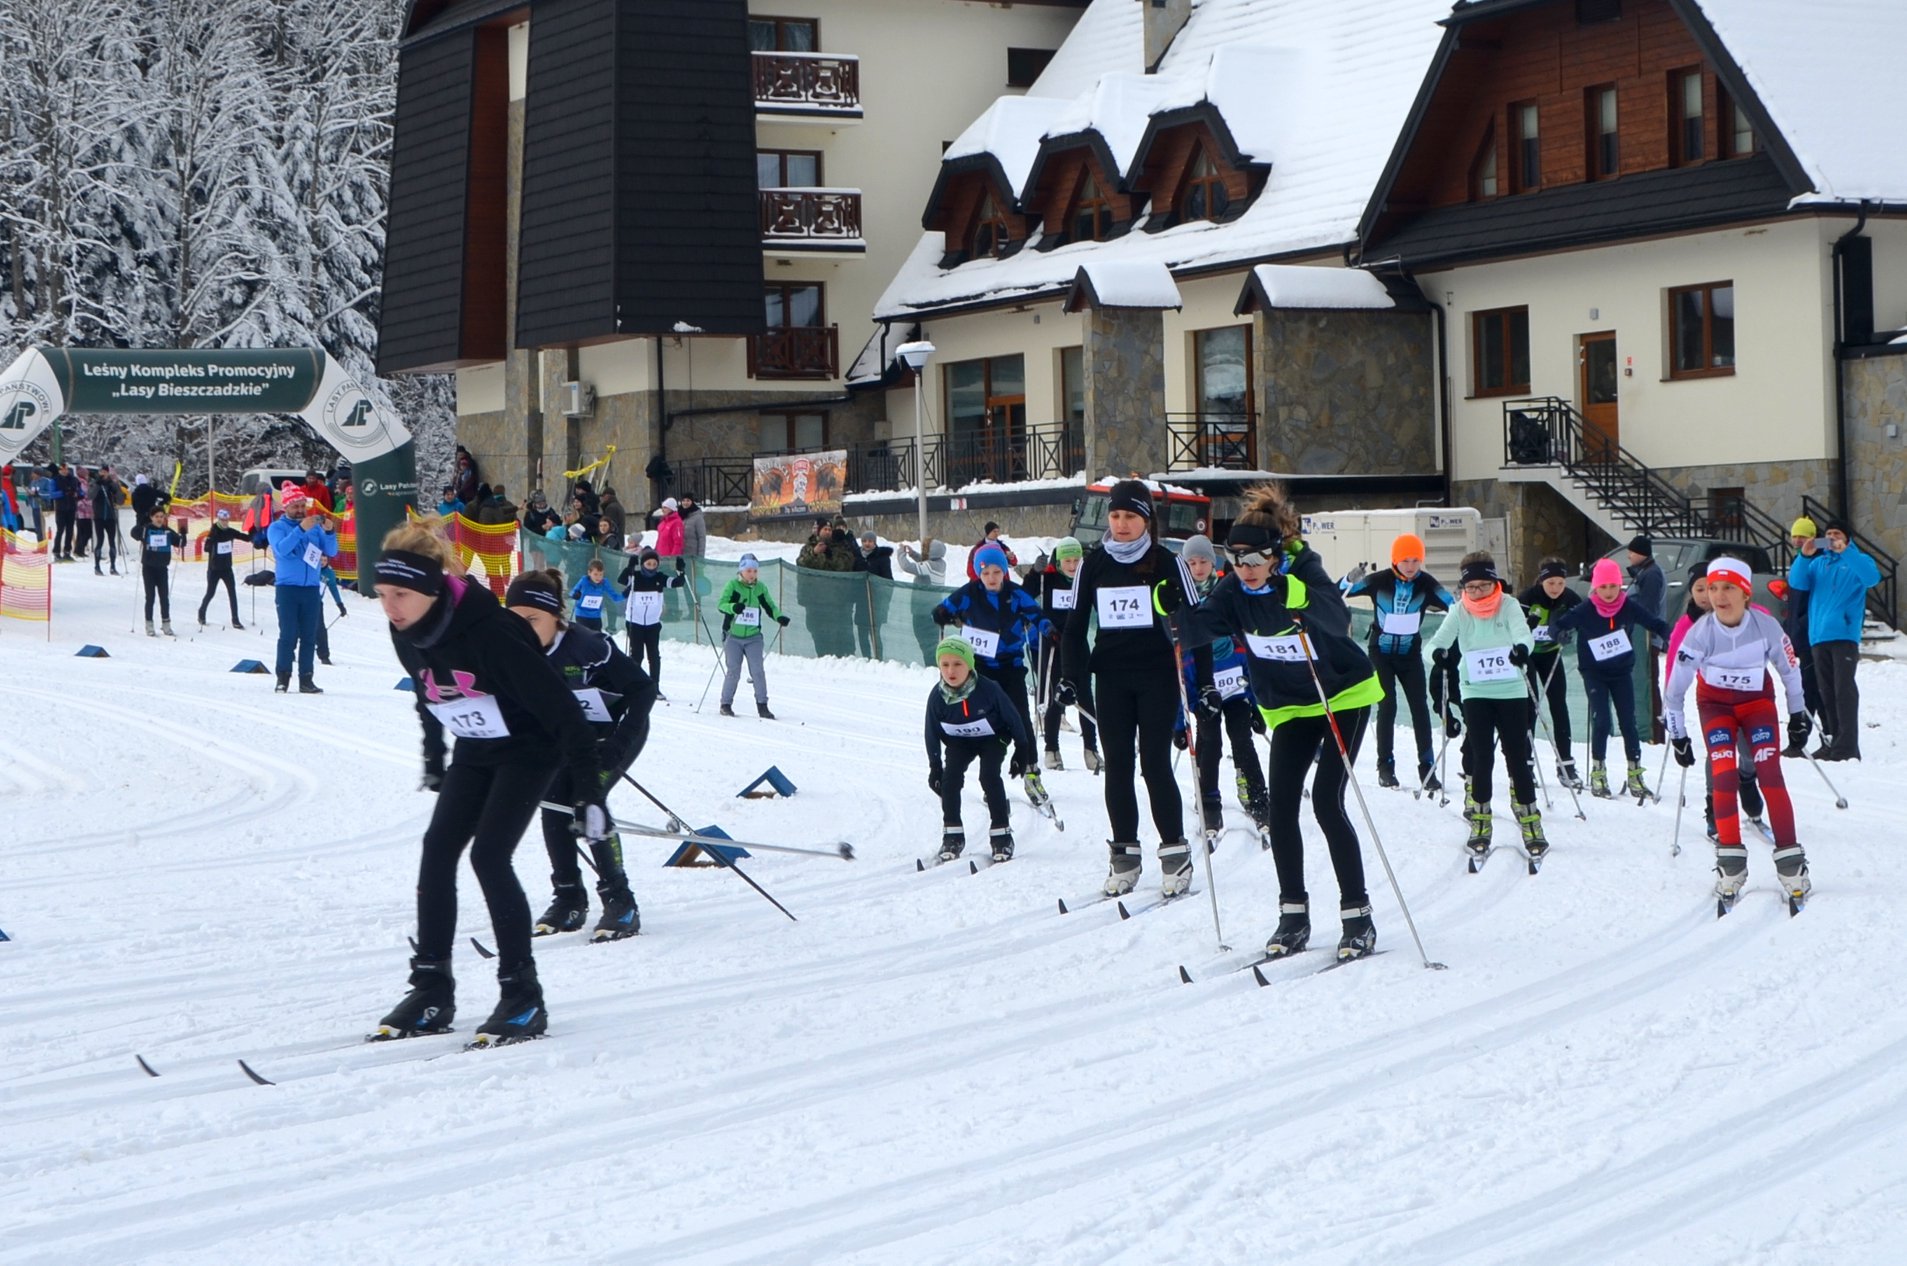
43, 348, 323, 415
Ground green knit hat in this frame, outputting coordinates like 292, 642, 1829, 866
1054, 536, 1084, 562
934, 635, 976, 670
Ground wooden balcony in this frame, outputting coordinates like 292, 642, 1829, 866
748, 326, 839, 380
759, 188, 865, 252
752, 52, 861, 119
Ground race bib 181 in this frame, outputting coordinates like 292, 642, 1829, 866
1244, 631, 1312, 662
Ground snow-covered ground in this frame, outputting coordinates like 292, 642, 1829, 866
5, 564, 1907, 1264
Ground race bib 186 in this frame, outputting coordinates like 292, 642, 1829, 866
733, 606, 762, 628
1095, 586, 1151, 629
1466, 647, 1516, 683
1588, 628, 1631, 662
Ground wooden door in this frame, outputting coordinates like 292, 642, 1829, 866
1578, 332, 1619, 455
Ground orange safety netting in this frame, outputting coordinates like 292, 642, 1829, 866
407, 509, 518, 597
0, 528, 52, 622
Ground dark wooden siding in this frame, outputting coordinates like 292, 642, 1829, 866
514, 0, 620, 347
378, 33, 485, 374
608, 0, 762, 338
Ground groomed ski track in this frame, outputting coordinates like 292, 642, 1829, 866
4, 567, 1906, 1264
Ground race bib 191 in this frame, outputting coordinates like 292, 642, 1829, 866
1705, 662, 1766, 692
1244, 631, 1312, 662
1050, 588, 1077, 611
961, 625, 1001, 658
1214, 665, 1248, 699
1588, 628, 1631, 662
733, 605, 762, 628
1095, 585, 1151, 629
425, 694, 511, 740
627, 592, 663, 626
941, 717, 995, 739
1380, 610, 1422, 637
1466, 646, 1516, 683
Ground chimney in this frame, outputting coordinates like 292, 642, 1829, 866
1143, 0, 1192, 73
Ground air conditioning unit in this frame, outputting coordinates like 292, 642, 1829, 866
560, 381, 595, 417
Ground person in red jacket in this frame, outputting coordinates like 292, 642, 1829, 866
301, 471, 334, 512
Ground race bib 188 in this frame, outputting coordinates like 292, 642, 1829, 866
1095, 586, 1151, 629
1588, 628, 1631, 662
303, 543, 324, 569
216, 541, 234, 555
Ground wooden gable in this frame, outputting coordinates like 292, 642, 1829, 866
1028, 145, 1137, 242
1133, 118, 1261, 229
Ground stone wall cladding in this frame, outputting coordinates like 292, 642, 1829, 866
1450, 477, 1615, 584
1846, 353, 1907, 566
1257, 310, 1436, 476
1084, 307, 1167, 477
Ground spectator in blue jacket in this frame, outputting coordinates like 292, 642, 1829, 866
268, 483, 338, 694
1788, 518, 1880, 760
932, 543, 1051, 759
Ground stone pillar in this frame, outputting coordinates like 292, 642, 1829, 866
1083, 306, 1167, 479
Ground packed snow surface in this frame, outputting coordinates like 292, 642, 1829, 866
6, 561, 1907, 1263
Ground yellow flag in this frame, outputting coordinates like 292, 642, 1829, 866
168, 460, 183, 497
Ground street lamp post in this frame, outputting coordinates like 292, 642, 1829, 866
895, 339, 935, 550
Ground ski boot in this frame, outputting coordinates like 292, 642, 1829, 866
590, 842, 639, 940
1515, 801, 1548, 867
1376, 762, 1399, 789
1556, 759, 1584, 791
1043, 748, 1063, 771
1200, 795, 1224, 836
318, 652, 334, 666
1264, 902, 1310, 958
534, 883, 589, 936
1773, 845, 1811, 913
1235, 772, 1253, 812
1625, 762, 1652, 801
1102, 842, 1142, 896
1337, 905, 1377, 961
145, 620, 157, 637
1714, 844, 1750, 916
1589, 761, 1613, 799
469, 962, 546, 1048
1704, 796, 1719, 842
1081, 746, 1102, 774
1465, 804, 1493, 870
196, 608, 209, 628
1420, 767, 1443, 795
274, 674, 290, 693
1158, 839, 1193, 898
372, 956, 455, 1040
989, 826, 1015, 864
719, 704, 736, 717
1022, 771, 1049, 808
757, 700, 776, 720
231, 619, 244, 631
161, 619, 174, 636
298, 675, 323, 694
938, 828, 965, 865
1245, 782, 1270, 829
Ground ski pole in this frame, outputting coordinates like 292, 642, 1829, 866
1649, 736, 1670, 807
1293, 624, 1446, 971
1165, 576, 1228, 954
618, 773, 799, 921
1667, 761, 1690, 857
1800, 750, 1850, 810
695, 642, 723, 713
1526, 670, 1585, 820
541, 801, 853, 860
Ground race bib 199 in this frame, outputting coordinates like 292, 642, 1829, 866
1050, 588, 1077, 611
1466, 646, 1516, 683
1244, 631, 1312, 662
1705, 662, 1766, 692
961, 625, 1001, 658
1380, 610, 1422, 637
941, 717, 995, 739
627, 592, 664, 626
579, 593, 604, 612
1214, 665, 1248, 699
733, 605, 762, 628
426, 694, 511, 740
1096, 585, 1151, 629
1588, 628, 1631, 662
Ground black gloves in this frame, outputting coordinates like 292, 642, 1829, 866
1248, 709, 1266, 736
1197, 684, 1222, 717
777, 614, 790, 627
1787, 712, 1813, 753
1056, 680, 1078, 706
1509, 645, 1530, 667
928, 769, 942, 795
1431, 647, 1452, 667
1173, 729, 1189, 752
668, 573, 685, 589
1443, 709, 1463, 739
932, 607, 956, 627
420, 770, 442, 793
1672, 736, 1695, 768
1154, 583, 1182, 615
1009, 749, 1034, 777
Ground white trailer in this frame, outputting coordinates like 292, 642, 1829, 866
1298, 507, 1484, 585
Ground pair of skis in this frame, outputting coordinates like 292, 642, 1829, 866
1467, 845, 1543, 876
1177, 946, 1388, 986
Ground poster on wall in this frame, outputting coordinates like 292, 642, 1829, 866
751, 450, 845, 521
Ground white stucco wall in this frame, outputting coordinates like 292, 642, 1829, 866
887, 300, 1086, 439
456, 364, 505, 416
1421, 217, 1839, 483
1161, 272, 1254, 415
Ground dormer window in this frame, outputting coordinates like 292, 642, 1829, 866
1180, 149, 1230, 223
1068, 172, 1115, 244
972, 191, 1012, 259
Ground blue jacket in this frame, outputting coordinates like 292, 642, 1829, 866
569, 575, 621, 621
1789, 543, 1880, 645
268, 515, 337, 587
1553, 594, 1669, 683
933, 579, 1051, 669
1344, 568, 1453, 656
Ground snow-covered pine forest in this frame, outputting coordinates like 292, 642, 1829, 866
0, 0, 454, 490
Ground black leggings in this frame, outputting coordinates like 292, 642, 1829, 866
1196, 693, 1265, 801
1093, 667, 1183, 843
627, 622, 662, 685
416, 758, 556, 970
1462, 695, 1537, 806
1265, 707, 1370, 910
1372, 649, 1435, 774
142, 561, 171, 620
1525, 656, 1572, 759
978, 662, 1033, 755
940, 737, 1009, 830
540, 769, 625, 889
199, 568, 239, 623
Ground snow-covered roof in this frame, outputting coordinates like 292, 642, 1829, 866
1236, 264, 1396, 313
1693, 0, 1907, 204
877, 0, 1451, 319
1065, 261, 1183, 311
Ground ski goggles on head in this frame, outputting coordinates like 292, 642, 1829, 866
1226, 545, 1275, 568
1225, 523, 1280, 568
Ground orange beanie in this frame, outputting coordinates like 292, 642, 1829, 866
1392, 533, 1426, 566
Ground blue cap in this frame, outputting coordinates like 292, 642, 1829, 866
974, 544, 1010, 573
738, 553, 760, 570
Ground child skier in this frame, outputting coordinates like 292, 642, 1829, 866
1667, 562, 1767, 839
1176, 534, 1268, 834
1424, 552, 1545, 865
1663, 557, 1813, 912
197, 509, 246, 629
924, 636, 1035, 864
1169, 482, 1382, 961
137, 505, 183, 636
617, 546, 680, 688
568, 558, 619, 632
1344, 532, 1452, 791
932, 542, 1051, 795
1025, 537, 1099, 771
715, 553, 789, 718
1554, 557, 1670, 799
1516, 558, 1583, 787
504, 568, 655, 940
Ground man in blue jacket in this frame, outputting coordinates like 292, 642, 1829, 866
268, 482, 338, 694
1788, 518, 1880, 761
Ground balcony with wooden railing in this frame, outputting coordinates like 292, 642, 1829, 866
748, 326, 839, 381
759, 188, 864, 252
752, 52, 861, 119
